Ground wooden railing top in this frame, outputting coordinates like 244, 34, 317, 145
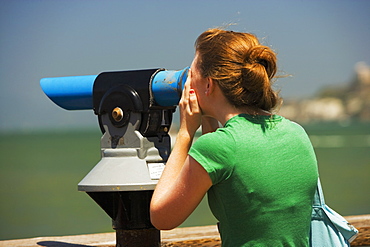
1, 215, 369, 247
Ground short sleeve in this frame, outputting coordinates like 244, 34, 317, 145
188, 129, 236, 185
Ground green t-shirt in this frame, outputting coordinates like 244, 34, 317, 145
189, 114, 318, 247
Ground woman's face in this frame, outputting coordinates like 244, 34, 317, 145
189, 53, 207, 101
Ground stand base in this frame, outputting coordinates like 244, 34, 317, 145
116, 228, 160, 247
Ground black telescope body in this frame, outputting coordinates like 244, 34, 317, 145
40, 67, 189, 247
94, 69, 173, 137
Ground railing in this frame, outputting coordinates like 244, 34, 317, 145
345, 215, 370, 247
1, 214, 369, 247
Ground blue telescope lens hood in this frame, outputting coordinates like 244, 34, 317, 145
40, 75, 97, 110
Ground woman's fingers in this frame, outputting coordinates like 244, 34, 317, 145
178, 70, 202, 135
188, 89, 200, 114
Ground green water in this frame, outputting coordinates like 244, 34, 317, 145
0, 122, 369, 240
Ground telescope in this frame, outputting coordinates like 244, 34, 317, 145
40, 67, 189, 247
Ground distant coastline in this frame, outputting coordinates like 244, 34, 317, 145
280, 62, 370, 124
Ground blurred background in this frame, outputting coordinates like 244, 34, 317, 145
0, 0, 369, 241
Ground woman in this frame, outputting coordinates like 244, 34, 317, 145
150, 29, 318, 246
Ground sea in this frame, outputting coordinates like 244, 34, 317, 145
0, 121, 369, 240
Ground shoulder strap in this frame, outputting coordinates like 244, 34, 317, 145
313, 178, 325, 207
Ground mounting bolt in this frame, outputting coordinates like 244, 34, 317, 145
112, 107, 124, 122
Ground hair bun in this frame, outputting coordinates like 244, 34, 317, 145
244, 45, 276, 79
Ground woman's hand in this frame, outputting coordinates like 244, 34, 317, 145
178, 71, 202, 138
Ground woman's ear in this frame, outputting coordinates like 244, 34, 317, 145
205, 78, 215, 96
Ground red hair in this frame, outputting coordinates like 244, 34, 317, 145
195, 29, 281, 111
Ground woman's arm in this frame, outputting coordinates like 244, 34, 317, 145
150, 147, 212, 230
150, 73, 213, 230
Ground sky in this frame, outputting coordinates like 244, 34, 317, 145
0, 0, 369, 132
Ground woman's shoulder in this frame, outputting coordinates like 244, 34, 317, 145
190, 126, 237, 161
195, 126, 236, 147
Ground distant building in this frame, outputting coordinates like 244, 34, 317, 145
280, 62, 370, 123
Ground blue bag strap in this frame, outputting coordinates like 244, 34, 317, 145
313, 178, 325, 207
312, 177, 359, 243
